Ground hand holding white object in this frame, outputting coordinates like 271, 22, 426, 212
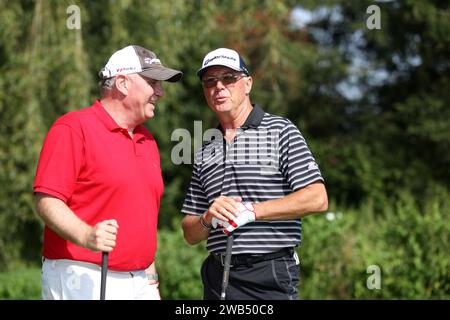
211, 216, 230, 229
212, 202, 256, 234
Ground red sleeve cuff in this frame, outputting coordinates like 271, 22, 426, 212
34, 186, 69, 203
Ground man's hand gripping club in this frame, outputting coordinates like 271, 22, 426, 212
211, 201, 256, 234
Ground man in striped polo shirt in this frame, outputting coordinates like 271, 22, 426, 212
181, 48, 328, 300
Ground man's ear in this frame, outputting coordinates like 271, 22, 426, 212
245, 76, 253, 95
115, 75, 128, 95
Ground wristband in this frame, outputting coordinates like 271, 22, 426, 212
146, 273, 159, 281
199, 215, 212, 230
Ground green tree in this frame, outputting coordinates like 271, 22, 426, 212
0, 1, 448, 302
294, 0, 450, 204
0, 0, 91, 269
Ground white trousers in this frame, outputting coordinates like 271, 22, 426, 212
42, 258, 161, 300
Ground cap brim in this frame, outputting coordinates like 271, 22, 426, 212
139, 66, 183, 82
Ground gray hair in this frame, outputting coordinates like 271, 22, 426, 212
99, 77, 116, 97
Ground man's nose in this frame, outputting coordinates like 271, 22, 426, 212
214, 79, 226, 89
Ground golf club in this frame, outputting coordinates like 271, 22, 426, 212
220, 233, 234, 300
100, 251, 108, 300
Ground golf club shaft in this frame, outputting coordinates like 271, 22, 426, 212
220, 234, 234, 300
100, 251, 108, 300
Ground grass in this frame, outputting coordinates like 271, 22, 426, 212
0, 267, 41, 300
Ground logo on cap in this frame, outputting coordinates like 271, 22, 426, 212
204, 55, 237, 67
116, 67, 137, 73
144, 58, 161, 65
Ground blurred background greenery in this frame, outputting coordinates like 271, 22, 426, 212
0, 0, 448, 299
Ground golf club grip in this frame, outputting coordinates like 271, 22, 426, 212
100, 251, 108, 300
220, 234, 234, 300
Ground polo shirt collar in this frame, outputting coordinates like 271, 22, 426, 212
241, 104, 265, 129
92, 100, 146, 141
93, 100, 122, 132
217, 104, 265, 132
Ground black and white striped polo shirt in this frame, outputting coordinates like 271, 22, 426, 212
182, 105, 324, 255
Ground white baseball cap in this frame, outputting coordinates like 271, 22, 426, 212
99, 45, 183, 82
197, 48, 249, 78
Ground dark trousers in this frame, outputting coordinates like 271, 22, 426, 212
201, 252, 299, 300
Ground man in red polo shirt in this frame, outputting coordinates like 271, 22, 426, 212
34, 45, 182, 300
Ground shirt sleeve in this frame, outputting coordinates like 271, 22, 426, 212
278, 120, 324, 191
34, 122, 85, 202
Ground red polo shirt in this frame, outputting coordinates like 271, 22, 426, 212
34, 100, 163, 271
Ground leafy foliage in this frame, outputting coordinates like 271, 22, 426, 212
299, 192, 450, 299
0, 267, 41, 299
156, 218, 208, 299
1, 194, 448, 299
0, 0, 448, 299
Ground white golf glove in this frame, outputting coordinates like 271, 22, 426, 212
211, 202, 256, 234
224, 202, 255, 234
211, 216, 230, 229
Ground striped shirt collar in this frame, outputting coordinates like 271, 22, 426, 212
217, 104, 265, 132
241, 104, 265, 129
